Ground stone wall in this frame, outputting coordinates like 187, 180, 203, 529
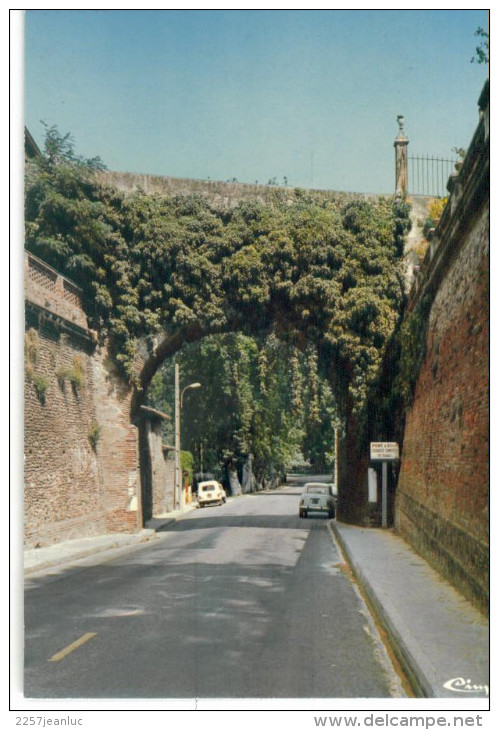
98, 170, 382, 211
395, 82, 489, 614
138, 410, 175, 520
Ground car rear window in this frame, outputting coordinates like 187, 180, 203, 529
201, 485, 215, 491
306, 486, 327, 494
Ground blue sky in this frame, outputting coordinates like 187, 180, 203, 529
24, 9, 489, 194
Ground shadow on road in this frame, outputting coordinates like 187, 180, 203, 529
157, 511, 331, 533
24, 518, 392, 699
250, 490, 302, 497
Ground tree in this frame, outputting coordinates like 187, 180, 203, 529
25, 124, 111, 311
147, 333, 314, 488
471, 27, 489, 65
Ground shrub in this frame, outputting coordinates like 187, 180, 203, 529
181, 450, 195, 486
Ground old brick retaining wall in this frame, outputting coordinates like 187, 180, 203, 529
24, 253, 142, 547
395, 82, 489, 613
24, 317, 107, 546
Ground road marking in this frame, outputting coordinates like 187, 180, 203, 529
48, 632, 97, 662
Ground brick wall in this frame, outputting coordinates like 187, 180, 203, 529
24, 255, 141, 546
395, 83, 489, 613
24, 314, 107, 547
91, 343, 140, 535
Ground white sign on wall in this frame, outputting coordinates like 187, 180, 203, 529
370, 442, 399, 461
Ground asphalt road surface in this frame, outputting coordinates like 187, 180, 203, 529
24, 477, 405, 699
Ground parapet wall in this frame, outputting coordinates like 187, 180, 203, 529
98, 170, 383, 210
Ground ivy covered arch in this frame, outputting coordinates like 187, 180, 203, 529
25, 129, 411, 525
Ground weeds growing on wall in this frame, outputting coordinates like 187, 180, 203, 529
32, 374, 49, 404
25, 328, 49, 404
88, 421, 101, 451
56, 356, 86, 395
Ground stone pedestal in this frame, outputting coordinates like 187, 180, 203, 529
394, 115, 409, 197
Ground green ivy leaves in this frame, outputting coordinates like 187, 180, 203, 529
25, 126, 410, 421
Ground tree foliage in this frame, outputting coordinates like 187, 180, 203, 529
147, 333, 338, 486
471, 27, 489, 65
25, 126, 411, 475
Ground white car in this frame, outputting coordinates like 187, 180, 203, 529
299, 482, 336, 519
197, 480, 227, 508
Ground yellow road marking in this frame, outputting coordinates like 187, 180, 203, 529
48, 632, 97, 662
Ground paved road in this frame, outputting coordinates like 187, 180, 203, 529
24, 478, 405, 698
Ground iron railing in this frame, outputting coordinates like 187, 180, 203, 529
408, 155, 457, 198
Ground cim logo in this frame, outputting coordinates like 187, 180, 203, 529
443, 677, 489, 696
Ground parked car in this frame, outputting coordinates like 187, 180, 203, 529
197, 480, 227, 508
299, 482, 336, 519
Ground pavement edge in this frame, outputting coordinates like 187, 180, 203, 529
328, 520, 433, 699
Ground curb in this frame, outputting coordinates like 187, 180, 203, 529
24, 506, 202, 576
24, 529, 159, 576
329, 521, 433, 698
145, 503, 198, 531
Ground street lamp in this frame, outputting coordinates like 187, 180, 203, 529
181, 382, 202, 407
174, 363, 202, 510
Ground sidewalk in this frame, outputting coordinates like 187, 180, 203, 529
331, 521, 489, 700
24, 504, 197, 575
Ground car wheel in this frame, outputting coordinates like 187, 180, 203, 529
302, 510, 308, 518
328, 509, 335, 519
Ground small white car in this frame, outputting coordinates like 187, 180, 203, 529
299, 482, 336, 519
197, 480, 227, 508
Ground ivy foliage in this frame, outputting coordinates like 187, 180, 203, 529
25, 126, 410, 416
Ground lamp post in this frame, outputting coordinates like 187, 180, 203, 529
174, 362, 202, 510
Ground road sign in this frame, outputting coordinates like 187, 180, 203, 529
370, 443, 399, 528
370, 442, 399, 461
